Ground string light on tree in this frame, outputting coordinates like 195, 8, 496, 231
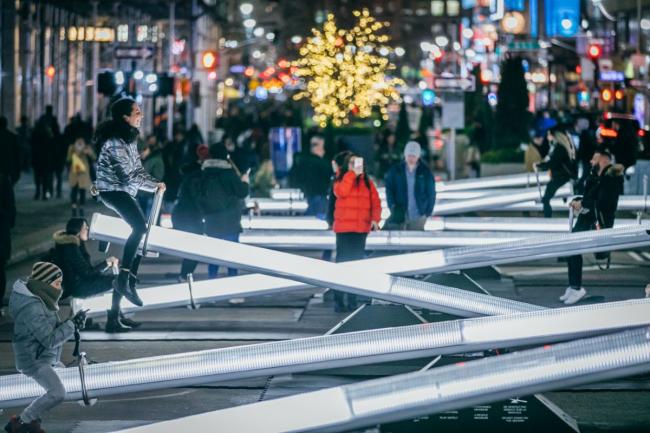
293, 9, 403, 127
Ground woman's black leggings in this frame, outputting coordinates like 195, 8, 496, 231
99, 191, 147, 272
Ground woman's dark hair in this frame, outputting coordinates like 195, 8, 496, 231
66, 217, 89, 235
333, 150, 352, 169
335, 153, 370, 189
110, 97, 136, 120
93, 97, 139, 150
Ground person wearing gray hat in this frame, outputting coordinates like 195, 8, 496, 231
384, 141, 436, 230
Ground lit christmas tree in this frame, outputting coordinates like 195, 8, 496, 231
293, 9, 403, 127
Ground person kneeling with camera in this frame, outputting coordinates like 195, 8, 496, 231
5, 262, 86, 433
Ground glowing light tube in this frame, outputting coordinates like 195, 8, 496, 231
83, 219, 650, 317
268, 173, 551, 200
249, 186, 571, 215
110, 327, 650, 433
89, 213, 540, 318
504, 196, 649, 212
436, 172, 550, 192
432, 187, 571, 216
425, 217, 638, 232
239, 230, 532, 250
240, 216, 638, 232
2, 299, 649, 409
270, 173, 550, 200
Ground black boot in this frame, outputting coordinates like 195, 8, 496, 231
105, 309, 130, 333
119, 310, 141, 328
4, 415, 27, 433
113, 269, 143, 307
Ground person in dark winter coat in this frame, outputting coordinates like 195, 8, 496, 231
48, 107, 67, 199
291, 136, 332, 219
0, 173, 16, 317
162, 129, 186, 205
384, 141, 436, 230
95, 97, 166, 308
31, 106, 61, 200
332, 153, 381, 312
537, 128, 577, 218
5, 262, 86, 433
172, 144, 210, 280
197, 143, 249, 278
561, 148, 624, 305
50, 218, 135, 333
0, 116, 21, 185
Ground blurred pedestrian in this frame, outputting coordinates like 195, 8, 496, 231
0, 117, 21, 185
465, 143, 481, 178
186, 123, 204, 163
384, 141, 436, 230
611, 119, 639, 169
172, 144, 209, 281
162, 128, 186, 211
95, 97, 166, 308
196, 143, 249, 279
137, 135, 165, 215
48, 109, 68, 199
5, 262, 86, 433
562, 148, 623, 305
332, 154, 381, 312
31, 106, 60, 200
537, 128, 577, 218
292, 135, 331, 219
525, 132, 545, 173
574, 117, 597, 194
0, 173, 16, 318
67, 138, 96, 217
50, 218, 131, 332
16, 116, 32, 173
376, 130, 400, 180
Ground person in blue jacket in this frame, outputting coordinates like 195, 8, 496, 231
384, 141, 436, 230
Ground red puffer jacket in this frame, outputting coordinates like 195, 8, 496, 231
333, 171, 382, 233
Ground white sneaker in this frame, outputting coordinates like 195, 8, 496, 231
559, 287, 573, 302
563, 288, 587, 305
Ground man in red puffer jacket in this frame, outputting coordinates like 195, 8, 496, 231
332, 154, 381, 312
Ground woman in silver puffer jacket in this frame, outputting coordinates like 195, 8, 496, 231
94, 98, 165, 323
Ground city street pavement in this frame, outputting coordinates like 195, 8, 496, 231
2, 174, 650, 432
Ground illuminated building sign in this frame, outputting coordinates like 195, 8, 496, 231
545, 0, 579, 37
61, 26, 115, 43
599, 71, 625, 82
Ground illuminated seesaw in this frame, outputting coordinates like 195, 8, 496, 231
239, 230, 535, 250
240, 215, 638, 232
82, 216, 650, 317
3, 299, 649, 410
248, 186, 571, 216
269, 172, 550, 200
111, 326, 650, 433
505, 195, 650, 212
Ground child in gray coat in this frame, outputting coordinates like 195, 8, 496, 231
5, 262, 86, 433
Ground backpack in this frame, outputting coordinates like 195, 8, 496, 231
196, 171, 229, 215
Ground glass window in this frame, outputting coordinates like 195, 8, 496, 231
431, 0, 444, 16
447, 0, 460, 15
